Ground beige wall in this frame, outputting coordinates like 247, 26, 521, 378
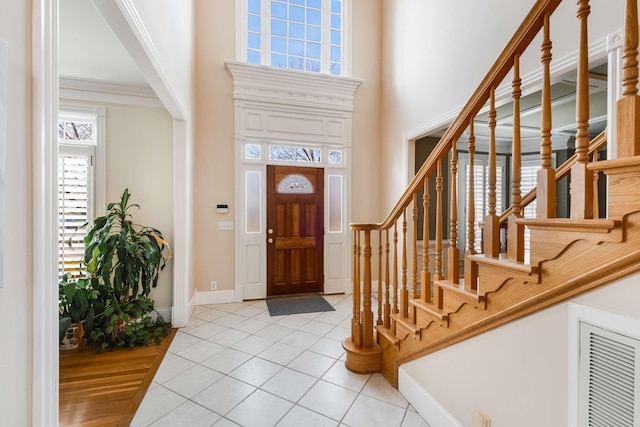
193, 1, 382, 293
106, 106, 174, 309
0, 0, 32, 425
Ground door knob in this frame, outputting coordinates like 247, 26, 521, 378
268, 238, 273, 244
268, 228, 274, 234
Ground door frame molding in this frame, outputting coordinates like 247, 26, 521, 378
226, 61, 361, 301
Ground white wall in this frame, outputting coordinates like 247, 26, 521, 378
106, 105, 174, 309
0, 0, 32, 425
130, 0, 194, 115
380, 0, 625, 213
400, 271, 640, 427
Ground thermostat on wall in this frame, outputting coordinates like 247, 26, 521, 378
216, 204, 229, 214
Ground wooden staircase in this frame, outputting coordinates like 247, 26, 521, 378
343, 0, 640, 388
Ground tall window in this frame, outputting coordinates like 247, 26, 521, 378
58, 112, 97, 279
246, 0, 344, 75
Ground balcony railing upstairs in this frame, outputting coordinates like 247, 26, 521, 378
344, 0, 640, 384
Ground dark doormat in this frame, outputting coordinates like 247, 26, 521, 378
266, 295, 335, 316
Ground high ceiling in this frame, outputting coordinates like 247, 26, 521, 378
59, 0, 147, 86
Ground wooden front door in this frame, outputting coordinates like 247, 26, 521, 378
266, 165, 324, 296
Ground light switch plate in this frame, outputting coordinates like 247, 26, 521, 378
218, 221, 234, 230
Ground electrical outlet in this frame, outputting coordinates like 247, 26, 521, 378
472, 408, 491, 427
218, 221, 234, 230
210, 281, 217, 290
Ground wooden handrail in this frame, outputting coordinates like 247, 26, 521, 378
498, 129, 607, 224
352, 0, 563, 231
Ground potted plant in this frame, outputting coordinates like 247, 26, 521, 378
80, 188, 172, 352
59, 273, 102, 349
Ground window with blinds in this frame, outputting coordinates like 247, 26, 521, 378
458, 153, 506, 253
58, 114, 96, 280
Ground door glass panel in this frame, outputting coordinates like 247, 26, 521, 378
328, 175, 342, 232
277, 174, 313, 194
246, 171, 261, 232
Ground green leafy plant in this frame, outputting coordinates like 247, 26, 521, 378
79, 188, 172, 351
58, 273, 102, 345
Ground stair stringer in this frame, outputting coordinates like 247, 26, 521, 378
378, 210, 640, 387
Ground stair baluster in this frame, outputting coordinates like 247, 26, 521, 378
571, 0, 594, 219
537, 11, 557, 219
484, 87, 500, 257
422, 176, 431, 303
377, 230, 383, 326
362, 229, 374, 348
401, 208, 409, 318
352, 230, 361, 347
507, 54, 525, 261
464, 118, 478, 291
434, 160, 444, 309
448, 146, 460, 283
412, 195, 419, 300
384, 229, 391, 328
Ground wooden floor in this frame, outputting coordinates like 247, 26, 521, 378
59, 329, 176, 427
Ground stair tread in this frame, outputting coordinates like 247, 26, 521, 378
434, 279, 484, 303
375, 325, 400, 345
390, 312, 420, 334
467, 253, 537, 274
408, 299, 448, 321
515, 217, 620, 232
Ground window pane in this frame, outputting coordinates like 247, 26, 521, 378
289, 22, 304, 39
330, 63, 341, 75
330, 46, 340, 62
248, 14, 261, 32
248, 49, 261, 64
248, 0, 261, 14
245, 144, 261, 159
289, 0, 304, 5
307, 25, 321, 42
248, 32, 261, 49
271, 18, 287, 36
307, 0, 321, 9
269, 146, 321, 162
289, 5, 304, 22
331, 0, 341, 13
329, 149, 342, 164
328, 175, 342, 232
271, 53, 287, 67
272, 36, 286, 53
307, 9, 321, 25
331, 30, 341, 45
306, 59, 321, 72
307, 42, 321, 59
288, 55, 305, 70
246, 172, 261, 233
271, 1, 287, 18
288, 39, 304, 55
331, 13, 341, 30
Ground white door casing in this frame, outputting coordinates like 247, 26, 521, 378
226, 61, 361, 300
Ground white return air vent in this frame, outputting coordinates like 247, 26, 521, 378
579, 321, 640, 426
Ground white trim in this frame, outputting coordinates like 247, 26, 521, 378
32, 0, 59, 425
195, 289, 237, 306
59, 77, 163, 109
398, 367, 464, 427
91, 0, 188, 120
154, 307, 172, 323
171, 119, 192, 327
568, 303, 640, 427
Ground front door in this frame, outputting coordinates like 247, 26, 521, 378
266, 165, 324, 296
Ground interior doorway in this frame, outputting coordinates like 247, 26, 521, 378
266, 165, 324, 296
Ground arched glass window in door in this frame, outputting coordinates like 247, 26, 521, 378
277, 174, 314, 194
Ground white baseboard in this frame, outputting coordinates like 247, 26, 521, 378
195, 289, 236, 305
153, 307, 172, 323
398, 366, 463, 427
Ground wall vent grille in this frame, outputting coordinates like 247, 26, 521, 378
579, 322, 640, 427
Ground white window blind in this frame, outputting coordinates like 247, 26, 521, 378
58, 112, 98, 280
458, 153, 506, 253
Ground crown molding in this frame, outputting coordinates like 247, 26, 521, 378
59, 77, 163, 108
225, 60, 363, 112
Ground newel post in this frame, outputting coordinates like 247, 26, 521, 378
617, 0, 640, 158
343, 226, 381, 374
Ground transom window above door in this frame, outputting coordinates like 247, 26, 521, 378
245, 0, 345, 75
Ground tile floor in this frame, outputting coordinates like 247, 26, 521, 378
131, 294, 430, 427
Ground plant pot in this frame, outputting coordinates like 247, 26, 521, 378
60, 321, 85, 350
